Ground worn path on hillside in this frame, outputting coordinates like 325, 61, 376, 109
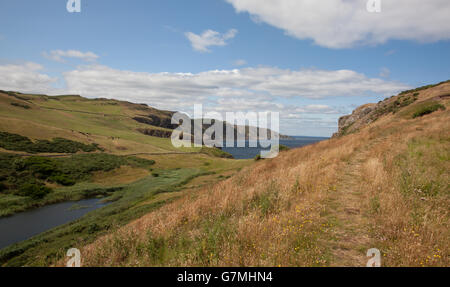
323, 142, 380, 266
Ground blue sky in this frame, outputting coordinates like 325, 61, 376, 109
1, 0, 449, 136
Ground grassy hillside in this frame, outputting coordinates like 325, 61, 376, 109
0, 91, 250, 266
71, 81, 449, 267
0, 91, 195, 154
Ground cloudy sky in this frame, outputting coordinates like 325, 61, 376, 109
1, 0, 449, 136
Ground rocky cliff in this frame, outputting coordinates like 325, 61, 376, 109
333, 80, 450, 137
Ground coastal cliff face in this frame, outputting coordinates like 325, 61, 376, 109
333, 80, 450, 137
334, 103, 377, 137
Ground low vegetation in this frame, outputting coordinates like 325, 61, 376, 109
412, 101, 446, 118
0, 153, 155, 216
399, 80, 450, 95
373, 93, 419, 119
199, 147, 233, 159
10, 102, 31, 109
0, 132, 102, 154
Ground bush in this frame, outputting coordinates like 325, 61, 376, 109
0, 132, 101, 154
49, 174, 76, 186
17, 183, 51, 199
10, 102, 31, 109
412, 103, 446, 118
14, 157, 58, 179
277, 144, 290, 152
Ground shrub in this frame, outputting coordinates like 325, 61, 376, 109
399, 80, 450, 95
10, 102, 31, 109
17, 183, 51, 199
0, 132, 33, 151
412, 103, 446, 118
277, 144, 290, 152
14, 157, 58, 179
49, 174, 76, 186
0, 132, 101, 153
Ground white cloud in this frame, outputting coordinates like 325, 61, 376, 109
0, 62, 57, 93
185, 29, 238, 52
63, 65, 409, 109
62, 64, 408, 134
0, 62, 409, 136
43, 50, 99, 63
233, 59, 247, 66
226, 0, 450, 48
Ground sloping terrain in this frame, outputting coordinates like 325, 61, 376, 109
74, 81, 449, 267
0, 91, 250, 266
0, 90, 194, 155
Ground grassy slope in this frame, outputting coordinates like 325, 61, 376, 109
0, 91, 250, 266
0, 92, 188, 154
76, 82, 449, 267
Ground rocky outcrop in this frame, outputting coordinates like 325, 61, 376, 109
334, 104, 377, 137
333, 90, 422, 137
133, 115, 178, 130
137, 128, 173, 138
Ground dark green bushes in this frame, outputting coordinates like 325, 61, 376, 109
374, 93, 419, 119
412, 102, 446, 118
49, 174, 76, 186
0, 153, 155, 198
0, 132, 101, 153
17, 184, 51, 199
10, 102, 31, 109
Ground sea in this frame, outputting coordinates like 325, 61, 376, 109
221, 136, 329, 159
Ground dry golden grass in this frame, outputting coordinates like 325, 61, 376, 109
74, 86, 449, 267
91, 166, 151, 185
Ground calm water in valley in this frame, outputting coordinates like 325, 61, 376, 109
0, 198, 109, 250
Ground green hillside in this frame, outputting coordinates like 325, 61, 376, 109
0, 90, 250, 266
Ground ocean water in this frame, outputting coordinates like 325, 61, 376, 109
221, 136, 328, 159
